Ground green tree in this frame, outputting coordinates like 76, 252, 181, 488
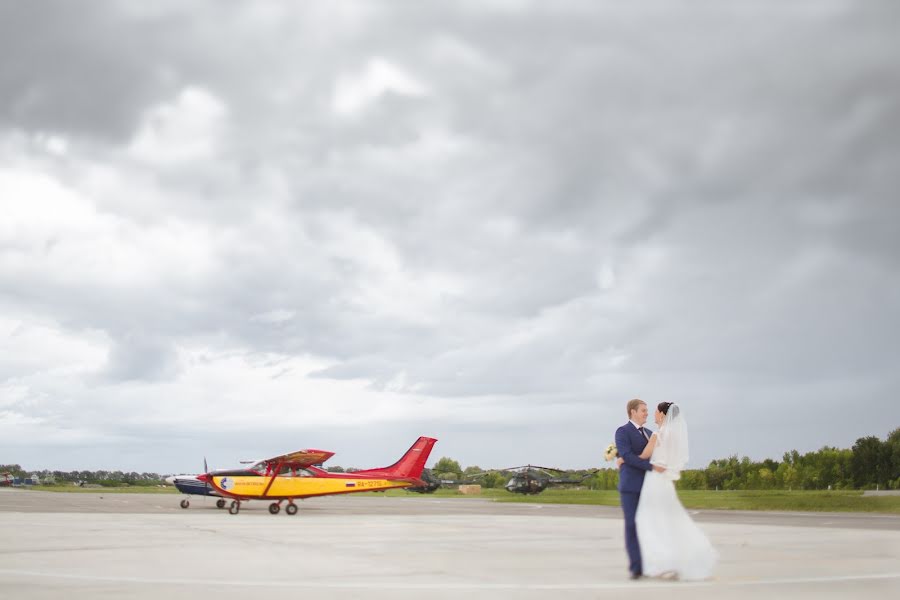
779, 462, 798, 489
589, 468, 619, 490
878, 437, 894, 489
705, 462, 726, 490
888, 428, 900, 488
851, 436, 884, 488
757, 468, 775, 489
481, 472, 508, 489
760, 458, 779, 473
433, 457, 462, 479
676, 470, 707, 490
463, 465, 484, 479
0, 464, 26, 478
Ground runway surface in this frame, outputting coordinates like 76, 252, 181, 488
1, 488, 898, 599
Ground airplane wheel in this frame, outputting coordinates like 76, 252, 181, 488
216, 499, 227, 509
269, 502, 281, 514
285, 503, 298, 516
229, 501, 240, 515
180, 499, 190, 509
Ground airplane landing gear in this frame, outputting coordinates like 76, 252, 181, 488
180, 499, 190, 509
285, 502, 298, 516
216, 498, 227, 509
268, 502, 281, 514
228, 500, 241, 515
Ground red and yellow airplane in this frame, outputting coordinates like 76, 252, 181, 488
198, 436, 437, 515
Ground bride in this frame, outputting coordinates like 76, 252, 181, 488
624, 402, 717, 580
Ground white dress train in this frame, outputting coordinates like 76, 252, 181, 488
634, 408, 717, 581
635, 470, 717, 580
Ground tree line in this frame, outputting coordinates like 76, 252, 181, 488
679, 428, 899, 491
0, 467, 164, 487
4, 428, 897, 491
427, 428, 900, 491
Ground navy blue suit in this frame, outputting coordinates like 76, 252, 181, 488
615, 422, 653, 576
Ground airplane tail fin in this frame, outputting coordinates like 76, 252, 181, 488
353, 436, 438, 481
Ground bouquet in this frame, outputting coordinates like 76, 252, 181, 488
604, 443, 618, 462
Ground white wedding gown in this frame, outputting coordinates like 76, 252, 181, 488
635, 409, 717, 580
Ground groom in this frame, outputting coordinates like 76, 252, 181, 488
615, 398, 665, 580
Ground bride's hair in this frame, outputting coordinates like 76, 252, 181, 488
657, 401, 674, 415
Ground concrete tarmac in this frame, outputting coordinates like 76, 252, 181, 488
1, 488, 898, 599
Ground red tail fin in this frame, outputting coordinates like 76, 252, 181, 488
354, 436, 437, 480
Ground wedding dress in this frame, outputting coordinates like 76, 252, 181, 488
635, 405, 717, 580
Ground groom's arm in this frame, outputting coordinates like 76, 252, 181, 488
615, 427, 652, 472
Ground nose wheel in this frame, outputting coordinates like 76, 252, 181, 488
216, 498, 227, 509
179, 499, 190, 509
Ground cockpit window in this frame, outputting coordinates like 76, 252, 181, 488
276, 466, 315, 477
241, 463, 317, 477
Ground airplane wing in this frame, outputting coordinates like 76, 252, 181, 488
261, 448, 335, 469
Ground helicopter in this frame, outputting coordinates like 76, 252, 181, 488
429, 465, 596, 495
501, 465, 596, 495
404, 468, 443, 493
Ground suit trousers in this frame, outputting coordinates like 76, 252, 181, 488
620, 490, 642, 575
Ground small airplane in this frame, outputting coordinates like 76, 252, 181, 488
197, 436, 438, 514
0, 472, 13, 487
166, 478, 226, 508
166, 459, 230, 509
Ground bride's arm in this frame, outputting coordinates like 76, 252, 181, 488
637, 432, 658, 460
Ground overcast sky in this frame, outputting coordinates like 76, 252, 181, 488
1, 1, 898, 474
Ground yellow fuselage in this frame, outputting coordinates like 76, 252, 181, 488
212, 475, 410, 499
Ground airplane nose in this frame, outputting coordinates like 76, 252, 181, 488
165, 476, 176, 485
197, 474, 209, 483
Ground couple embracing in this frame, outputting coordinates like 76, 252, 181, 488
615, 398, 717, 581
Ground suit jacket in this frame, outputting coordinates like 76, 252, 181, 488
616, 422, 653, 493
